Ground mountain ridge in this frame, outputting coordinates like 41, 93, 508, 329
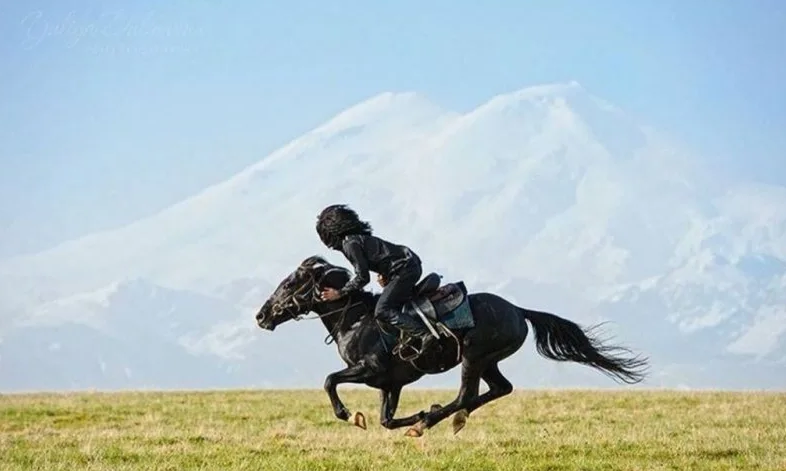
1, 82, 784, 391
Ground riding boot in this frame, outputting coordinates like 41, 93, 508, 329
388, 311, 437, 353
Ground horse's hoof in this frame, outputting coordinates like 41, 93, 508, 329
453, 409, 469, 435
405, 421, 425, 438
430, 403, 442, 413
350, 411, 367, 430
336, 408, 350, 421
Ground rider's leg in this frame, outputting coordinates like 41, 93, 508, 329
375, 264, 436, 350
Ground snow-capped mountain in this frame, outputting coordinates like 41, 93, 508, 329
1, 81, 784, 391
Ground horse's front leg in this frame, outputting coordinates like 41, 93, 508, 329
378, 385, 431, 430
323, 363, 377, 429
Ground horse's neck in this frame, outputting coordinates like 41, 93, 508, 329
316, 304, 341, 336
315, 294, 368, 338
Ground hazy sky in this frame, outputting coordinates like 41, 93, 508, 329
1, 0, 784, 258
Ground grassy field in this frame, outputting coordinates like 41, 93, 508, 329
1, 388, 785, 470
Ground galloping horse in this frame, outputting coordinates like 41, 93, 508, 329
255, 255, 648, 437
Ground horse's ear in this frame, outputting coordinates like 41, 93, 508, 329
310, 258, 327, 270
298, 256, 315, 272
300, 255, 328, 269
298, 256, 331, 280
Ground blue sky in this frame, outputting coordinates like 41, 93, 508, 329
1, 0, 784, 258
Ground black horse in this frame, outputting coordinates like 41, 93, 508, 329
255, 255, 648, 437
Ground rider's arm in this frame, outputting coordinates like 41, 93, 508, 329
338, 236, 371, 296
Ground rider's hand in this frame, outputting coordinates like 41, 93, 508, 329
321, 288, 341, 301
377, 273, 388, 287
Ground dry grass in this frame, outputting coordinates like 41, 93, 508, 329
1, 388, 785, 470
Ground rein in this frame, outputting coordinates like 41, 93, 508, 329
278, 267, 366, 345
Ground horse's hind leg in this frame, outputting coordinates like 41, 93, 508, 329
452, 362, 514, 434
405, 362, 483, 437
405, 337, 522, 437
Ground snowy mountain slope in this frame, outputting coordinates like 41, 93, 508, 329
0, 278, 347, 391
0, 91, 458, 302
1, 81, 784, 390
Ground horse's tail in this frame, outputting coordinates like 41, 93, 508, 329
519, 308, 649, 384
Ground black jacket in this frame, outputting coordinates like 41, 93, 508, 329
337, 234, 421, 296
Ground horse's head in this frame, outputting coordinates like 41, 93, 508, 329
255, 255, 351, 331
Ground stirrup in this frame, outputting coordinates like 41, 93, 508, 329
394, 341, 424, 362
393, 334, 434, 362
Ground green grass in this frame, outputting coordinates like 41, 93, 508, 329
1, 388, 784, 470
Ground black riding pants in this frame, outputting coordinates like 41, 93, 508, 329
375, 262, 423, 332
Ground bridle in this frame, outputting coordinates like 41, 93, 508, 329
267, 264, 366, 344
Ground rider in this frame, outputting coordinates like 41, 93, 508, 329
315, 204, 436, 354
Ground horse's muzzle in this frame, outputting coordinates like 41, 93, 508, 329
257, 317, 276, 331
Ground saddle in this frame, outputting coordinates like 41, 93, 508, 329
411, 273, 468, 316
392, 272, 475, 363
